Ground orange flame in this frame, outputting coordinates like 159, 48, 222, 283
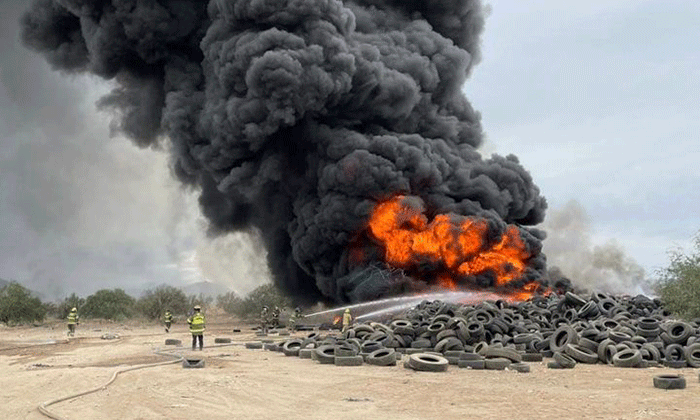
366, 195, 537, 300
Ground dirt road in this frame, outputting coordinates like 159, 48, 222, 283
1, 318, 698, 420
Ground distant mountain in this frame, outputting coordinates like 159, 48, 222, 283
182, 281, 232, 299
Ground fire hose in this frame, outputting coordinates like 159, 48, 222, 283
36, 341, 243, 420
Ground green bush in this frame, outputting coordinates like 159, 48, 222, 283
655, 232, 700, 319
81, 289, 135, 320
225, 283, 291, 320
137, 285, 188, 320
0, 282, 46, 325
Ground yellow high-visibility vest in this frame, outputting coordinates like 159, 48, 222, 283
188, 313, 205, 335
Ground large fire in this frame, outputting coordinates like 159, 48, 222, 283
364, 196, 542, 301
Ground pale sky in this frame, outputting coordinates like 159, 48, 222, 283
1, 0, 698, 298
467, 0, 700, 280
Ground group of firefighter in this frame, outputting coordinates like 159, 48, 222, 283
65, 303, 353, 351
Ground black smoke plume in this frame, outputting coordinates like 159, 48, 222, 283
21, 0, 548, 303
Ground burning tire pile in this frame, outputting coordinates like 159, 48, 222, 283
250, 292, 700, 379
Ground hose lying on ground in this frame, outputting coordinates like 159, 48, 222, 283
36, 342, 242, 420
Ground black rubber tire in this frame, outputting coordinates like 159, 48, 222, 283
683, 343, 700, 368
664, 343, 685, 362
407, 353, 449, 372
612, 349, 643, 368
553, 352, 576, 369
637, 317, 659, 330
299, 349, 313, 359
484, 357, 511, 370
214, 337, 231, 344
335, 355, 363, 366
547, 361, 565, 369
366, 348, 397, 366
640, 343, 661, 362
263, 343, 278, 351
435, 337, 464, 353
653, 375, 686, 390
459, 352, 483, 361
458, 359, 485, 369
663, 360, 687, 368
663, 321, 693, 345
483, 347, 522, 363
282, 339, 303, 356
522, 353, 543, 362
334, 345, 357, 357
410, 338, 432, 349
549, 325, 579, 352
597, 339, 615, 364
245, 342, 263, 349
314, 345, 336, 364
165, 339, 182, 346
564, 344, 598, 364
507, 362, 531, 373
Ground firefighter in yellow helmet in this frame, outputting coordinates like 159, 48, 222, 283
66, 307, 79, 337
187, 305, 205, 351
341, 308, 353, 332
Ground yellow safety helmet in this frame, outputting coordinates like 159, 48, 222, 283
344, 308, 350, 313
71, 307, 77, 312
193, 305, 201, 311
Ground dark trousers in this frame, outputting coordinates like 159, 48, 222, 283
165, 321, 171, 332
192, 334, 203, 350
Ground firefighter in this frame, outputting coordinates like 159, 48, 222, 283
187, 305, 205, 351
260, 305, 269, 335
163, 309, 173, 333
288, 307, 302, 331
66, 307, 79, 337
271, 306, 281, 328
341, 308, 353, 332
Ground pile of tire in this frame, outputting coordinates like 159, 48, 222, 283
253, 292, 700, 371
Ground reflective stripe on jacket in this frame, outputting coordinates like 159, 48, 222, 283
188, 313, 205, 334
164, 312, 173, 322
67, 312, 78, 325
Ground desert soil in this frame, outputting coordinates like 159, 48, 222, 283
1, 316, 698, 420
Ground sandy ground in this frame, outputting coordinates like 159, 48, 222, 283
1, 316, 699, 420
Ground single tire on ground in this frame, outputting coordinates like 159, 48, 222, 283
407, 353, 449, 372
214, 337, 231, 344
299, 348, 313, 359
245, 342, 263, 349
165, 339, 181, 346
653, 375, 686, 390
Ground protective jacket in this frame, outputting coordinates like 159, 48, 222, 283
187, 312, 205, 335
342, 311, 352, 328
164, 311, 173, 323
67, 311, 79, 325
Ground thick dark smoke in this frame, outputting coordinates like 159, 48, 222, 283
21, 0, 547, 303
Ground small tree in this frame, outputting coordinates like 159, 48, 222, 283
137, 285, 188, 320
0, 282, 46, 325
655, 232, 700, 319
81, 289, 135, 320
187, 293, 214, 313
217, 291, 243, 315
230, 283, 291, 319
57, 293, 85, 319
